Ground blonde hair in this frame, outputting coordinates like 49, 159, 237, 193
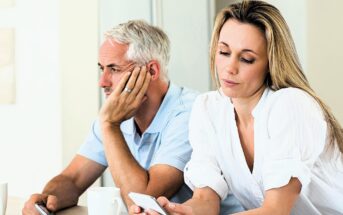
210, 0, 343, 154
105, 20, 170, 82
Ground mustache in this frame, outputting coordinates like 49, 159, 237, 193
104, 88, 112, 94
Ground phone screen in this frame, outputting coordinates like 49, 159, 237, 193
34, 203, 54, 215
129, 192, 169, 215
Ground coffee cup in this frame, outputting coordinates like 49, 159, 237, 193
0, 182, 7, 215
87, 186, 127, 215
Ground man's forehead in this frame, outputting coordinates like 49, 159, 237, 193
99, 39, 128, 58
103, 38, 127, 49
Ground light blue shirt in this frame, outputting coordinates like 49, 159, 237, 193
78, 83, 198, 203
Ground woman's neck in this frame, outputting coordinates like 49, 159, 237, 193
232, 85, 266, 127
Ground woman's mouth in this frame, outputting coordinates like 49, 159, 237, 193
222, 79, 239, 87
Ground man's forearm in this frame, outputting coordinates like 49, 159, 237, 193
101, 124, 152, 205
42, 174, 82, 210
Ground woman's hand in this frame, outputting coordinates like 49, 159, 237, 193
129, 196, 193, 215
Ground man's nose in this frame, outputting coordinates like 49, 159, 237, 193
99, 70, 112, 88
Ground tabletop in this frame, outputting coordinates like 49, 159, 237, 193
6, 196, 88, 215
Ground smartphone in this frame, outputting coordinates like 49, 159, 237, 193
34, 202, 54, 215
128, 192, 169, 215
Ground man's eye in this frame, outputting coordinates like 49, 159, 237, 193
219, 51, 230, 56
110, 68, 120, 73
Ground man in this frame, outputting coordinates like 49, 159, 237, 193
22, 20, 197, 214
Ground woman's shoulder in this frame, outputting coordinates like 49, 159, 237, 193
271, 87, 311, 100
269, 87, 318, 107
194, 90, 226, 106
191, 90, 231, 119
267, 87, 324, 119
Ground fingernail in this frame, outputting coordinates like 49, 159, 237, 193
169, 203, 175, 208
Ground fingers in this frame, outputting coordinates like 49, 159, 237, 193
123, 66, 151, 104
165, 202, 193, 214
124, 66, 145, 96
157, 197, 193, 215
157, 196, 170, 207
22, 193, 48, 215
46, 195, 58, 211
135, 69, 151, 102
145, 209, 161, 215
129, 204, 142, 214
113, 71, 132, 95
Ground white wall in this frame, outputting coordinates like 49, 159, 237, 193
59, 0, 100, 205
161, 0, 212, 92
60, 0, 99, 168
0, 0, 61, 197
0, 0, 99, 200
307, 0, 343, 124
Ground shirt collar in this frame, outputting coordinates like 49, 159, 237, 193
120, 82, 180, 135
251, 87, 271, 118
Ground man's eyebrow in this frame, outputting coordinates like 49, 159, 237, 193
105, 64, 118, 68
97, 63, 119, 68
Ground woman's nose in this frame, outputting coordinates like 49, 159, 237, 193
224, 57, 239, 75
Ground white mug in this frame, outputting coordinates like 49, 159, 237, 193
87, 186, 127, 215
0, 182, 7, 215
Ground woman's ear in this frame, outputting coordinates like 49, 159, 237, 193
147, 60, 160, 81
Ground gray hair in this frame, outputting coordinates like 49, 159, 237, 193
105, 20, 170, 81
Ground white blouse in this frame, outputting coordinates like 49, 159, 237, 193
184, 87, 343, 215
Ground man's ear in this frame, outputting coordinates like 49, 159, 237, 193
147, 60, 160, 81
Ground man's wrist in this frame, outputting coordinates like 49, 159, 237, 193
101, 121, 121, 131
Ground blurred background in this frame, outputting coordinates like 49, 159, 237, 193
0, 0, 342, 205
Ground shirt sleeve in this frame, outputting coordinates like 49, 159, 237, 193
77, 119, 108, 166
263, 88, 327, 191
150, 110, 193, 172
184, 94, 230, 200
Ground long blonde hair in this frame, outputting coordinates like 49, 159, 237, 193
210, 0, 343, 154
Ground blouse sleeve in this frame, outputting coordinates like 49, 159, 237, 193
263, 88, 327, 191
184, 94, 230, 200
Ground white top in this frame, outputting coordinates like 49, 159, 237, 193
184, 87, 343, 215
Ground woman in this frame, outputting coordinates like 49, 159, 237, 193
131, 1, 343, 214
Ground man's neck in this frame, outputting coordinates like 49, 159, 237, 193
134, 81, 169, 135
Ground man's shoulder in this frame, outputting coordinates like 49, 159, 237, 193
169, 84, 199, 111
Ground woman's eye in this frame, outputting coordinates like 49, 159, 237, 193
241, 58, 255, 64
219, 51, 230, 56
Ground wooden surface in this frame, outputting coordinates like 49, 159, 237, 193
6, 196, 88, 215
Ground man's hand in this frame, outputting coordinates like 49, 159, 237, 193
129, 196, 194, 215
99, 66, 151, 127
22, 193, 58, 215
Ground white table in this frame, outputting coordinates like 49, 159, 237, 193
6, 196, 88, 215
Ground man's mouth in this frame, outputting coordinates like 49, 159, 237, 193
104, 88, 112, 96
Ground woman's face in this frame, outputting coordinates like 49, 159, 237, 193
216, 19, 268, 100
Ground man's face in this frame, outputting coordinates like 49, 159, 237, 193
98, 39, 133, 97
